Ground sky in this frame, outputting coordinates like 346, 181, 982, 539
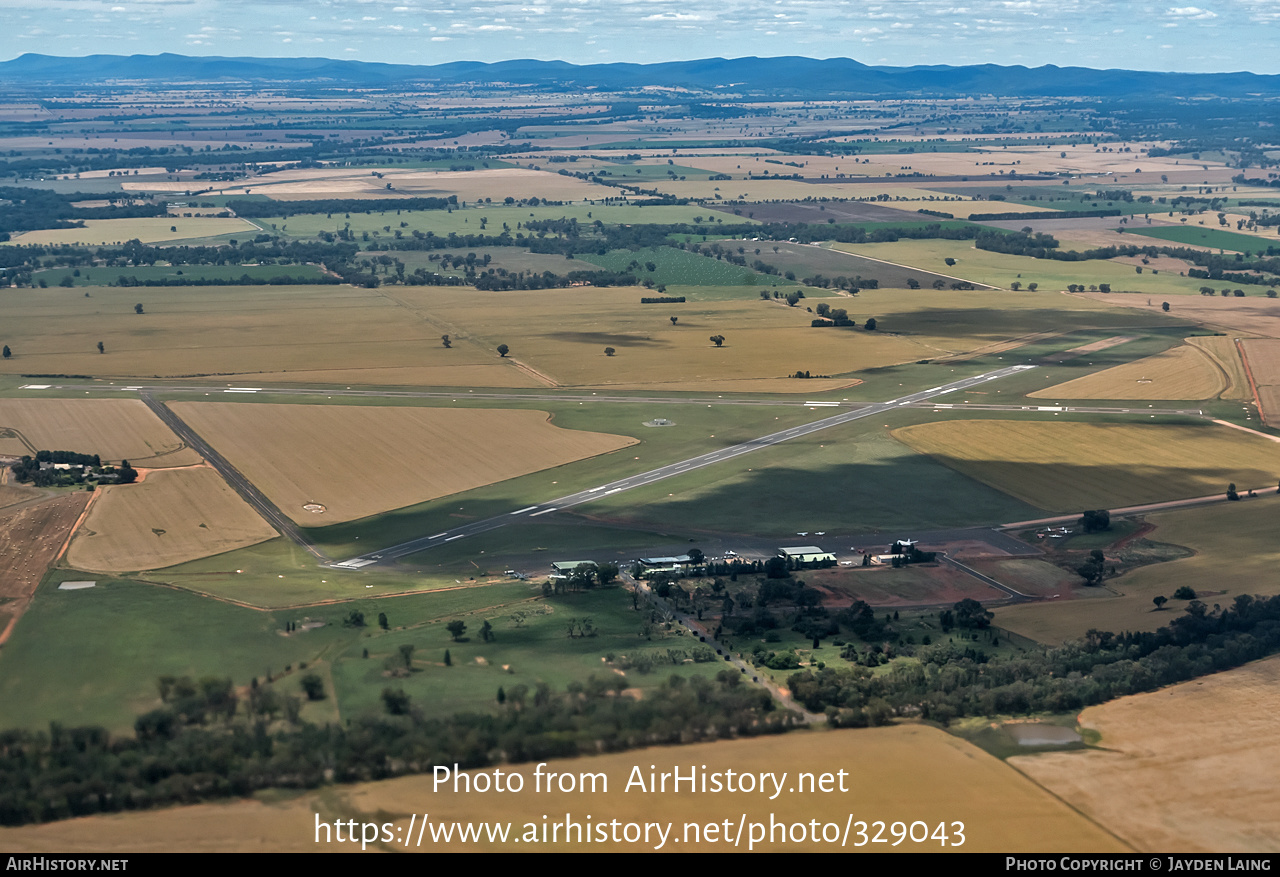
3, 0, 1278, 74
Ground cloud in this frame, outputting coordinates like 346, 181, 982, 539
1167, 6, 1217, 18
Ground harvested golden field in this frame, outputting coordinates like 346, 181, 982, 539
1081, 292, 1280, 339
1010, 655, 1280, 853
995, 497, 1280, 643
169, 402, 637, 524
208, 166, 609, 203
0, 493, 91, 646
0, 284, 531, 386
0, 726, 1125, 852
1187, 335, 1253, 401
1241, 339, 1280, 423
66, 467, 277, 572
893, 420, 1280, 512
1029, 344, 1225, 400
0, 483, 42, 510
6, 217, 256, 246
400, 285, 929, 386
0, 399, 201, 466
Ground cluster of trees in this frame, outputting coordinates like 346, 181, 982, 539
0, 672, 791, 827
788, 593, 1280, 726
0, 187, 165, 235
9, 452, 134, 487
230, 197, 456, 219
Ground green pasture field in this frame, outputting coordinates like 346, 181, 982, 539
261, 203, 740, 241
369, 246, 576, 278
31, 263, 328, 287
593, 162, 719, 181
995, 497, 1280, 643
323, 587, 725, 717
838, 238, 1212, 296
580, 246, 770, 288
0, 572, 350, 733
1119, 224, 1268, 252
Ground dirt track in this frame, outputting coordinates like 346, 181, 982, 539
0, 492, 92, 645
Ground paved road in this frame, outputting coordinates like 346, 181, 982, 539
331, 364, 1038, 568
1001, 486, 1280, 531
138, 392, 329, 561
910, 401, 1207, 417
39, 382, 866, 409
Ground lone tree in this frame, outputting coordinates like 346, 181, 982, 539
97, 341, 104, 354
398, 643, 415, 669
1, 345, 9, 359
1162, 301, 1171, 312
378, 612, 388, 630
710, 334, 726, 347
446, 620, 467, 641
1153, 595, 1168, 611
134, 303, 144, 314
480, 619, 494, 643
300, 673, 325, 700
604, 347, 616, 357
864, 318, 877, 331
441, 334, 451, 348
670, 316, 678, 325
1227, 482, 1240, 501
381, 688, 410, 715
444, 649, 452, 666
1077, 549, 1107, 586
496, 344, 509, 357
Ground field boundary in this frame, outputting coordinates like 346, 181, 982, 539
1237, 338, 1268, 426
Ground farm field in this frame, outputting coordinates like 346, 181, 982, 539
0, 399, 201, 466
0, 483, 43, 509
840, 239, 1210, 296
0, 726, 1126, 852
727, 240, 972, 289
1240, 339, 1280, 422
1118, 224, 1263, 252
0, 493, 90, 645
1010, 654, 1280, 852
66, 467, 277, 573
1081, 291, 1280, 337
397, 284, 931, 387
995, 498, 1280, 643
0, 284, 538, 387
268, 203, 729, 240
893, 419, 1280, 512
966, 557, 1081, 598
1028, 343, 1225, 400
31, 263, 329, 287
806, 564, 1008, 607
5, 217, 258, 246
168, 402, 638, 524
195, 166, 612, 203
1186, 334, 1253, 401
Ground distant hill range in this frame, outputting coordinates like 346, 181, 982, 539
1, 53, 1277, 98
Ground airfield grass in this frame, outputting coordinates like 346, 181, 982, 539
1009, 654, 1280, 852
0, 725, 1124, 852
1028, 343, 1225, 400
66, 467, 278, 573
1081, 292, 1280, 340
169, 402, 638, 525
6, 217, 258, 247
838, 239, 1210, 296
0, 398, 201, 466
995, 497, 1280, 643
575, 420, 1043, 536
894, 419, 1280, 513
